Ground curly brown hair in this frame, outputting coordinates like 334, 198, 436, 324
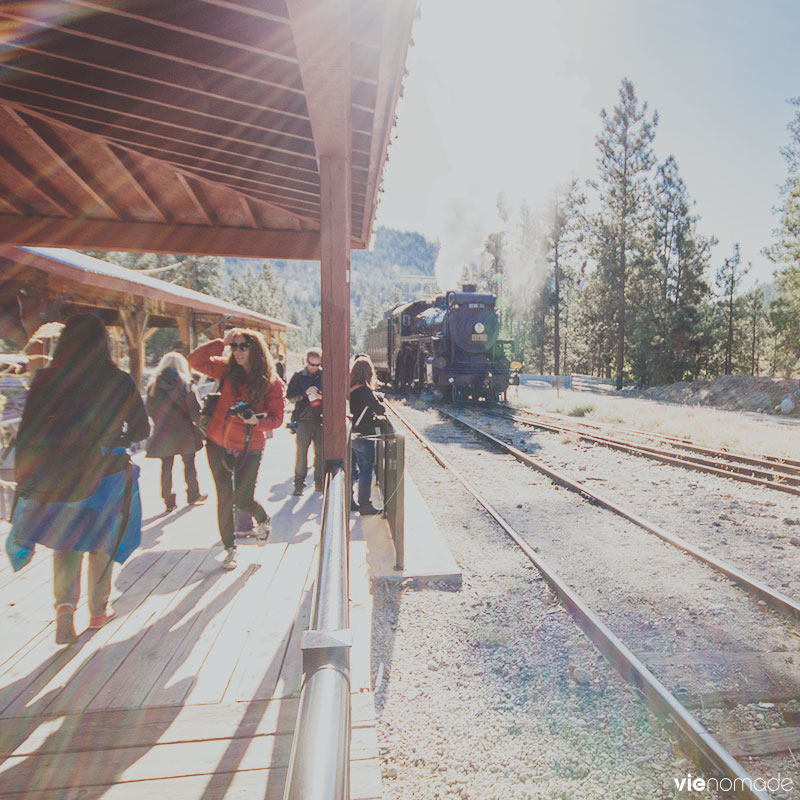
227, 328, 275, 407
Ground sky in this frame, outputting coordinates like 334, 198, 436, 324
374, 0, 799, 292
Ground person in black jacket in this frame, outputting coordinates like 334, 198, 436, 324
349, 355, 385, 515
8, 314, 149, 644
274, 352, 286, 381
145, 352, 207, 512
286, 348, 323, 495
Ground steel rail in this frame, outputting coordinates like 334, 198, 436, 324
515, 406, 800, 472
430, 403, 800, 622
514, 406, 800, 474
283, 465, 350, 800
482, 407, 800, 496
386, 401, 770, 800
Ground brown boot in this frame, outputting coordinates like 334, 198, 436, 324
55, 604, 77, 645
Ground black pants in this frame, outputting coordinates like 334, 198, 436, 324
206, 440, 267, 549
160, 453, 199, 502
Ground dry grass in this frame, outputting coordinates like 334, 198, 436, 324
513, 387, 800, 460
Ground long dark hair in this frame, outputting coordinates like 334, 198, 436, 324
49, 313, 112, 381
350, 355, 375, 388
227, 328, 274, 407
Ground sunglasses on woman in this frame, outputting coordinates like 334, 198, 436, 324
230, 341, 251, 351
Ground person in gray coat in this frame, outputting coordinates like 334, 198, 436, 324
146, 352, 207, 511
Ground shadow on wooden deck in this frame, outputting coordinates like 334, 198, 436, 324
0, 442, 321, 798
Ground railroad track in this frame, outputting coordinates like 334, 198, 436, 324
484, 405, 800, 496
387, 399, 800, 799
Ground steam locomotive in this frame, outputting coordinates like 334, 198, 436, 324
366, 288, 510, 402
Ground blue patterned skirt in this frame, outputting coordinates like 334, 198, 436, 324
6, 462, 142, 572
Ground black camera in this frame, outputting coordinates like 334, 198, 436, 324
227, 401, 254, 420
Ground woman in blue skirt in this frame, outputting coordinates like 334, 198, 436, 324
7, 314, 149, 645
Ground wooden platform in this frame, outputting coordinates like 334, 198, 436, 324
0, 428, 380, 799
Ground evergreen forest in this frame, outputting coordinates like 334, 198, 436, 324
81, 79, 800, 388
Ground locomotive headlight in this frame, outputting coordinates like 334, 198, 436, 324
474, 322, 485, 334
448, 377, 455, 383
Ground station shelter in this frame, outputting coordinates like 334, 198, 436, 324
0, 245, 298, 389
0, 2, 420, 798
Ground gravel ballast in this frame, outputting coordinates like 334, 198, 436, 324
371, 411, 731, 800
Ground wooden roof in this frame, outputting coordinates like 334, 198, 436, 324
0, 246, 298, 341
0, 0, 415, 259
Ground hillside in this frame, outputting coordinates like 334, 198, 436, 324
640, 374, 800, 414
223, 226, 439, 348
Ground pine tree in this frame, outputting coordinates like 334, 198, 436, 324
715, 244, 749, 374
636, 156, 714, 384
544, 180, 586, 377
766, 96, 800, 371
746, 286, 767, 375
226, 261, 285, 319
591, 79, 658, 388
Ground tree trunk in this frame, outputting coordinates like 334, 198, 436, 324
553, 240, 561, 378
725, 288, 734, 374
616, 231, 626, 390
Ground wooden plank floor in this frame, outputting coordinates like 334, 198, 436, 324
0, 429, 380, 799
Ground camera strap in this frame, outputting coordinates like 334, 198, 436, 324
223, 425, 253, 472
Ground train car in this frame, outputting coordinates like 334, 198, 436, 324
367, 288, 510, 402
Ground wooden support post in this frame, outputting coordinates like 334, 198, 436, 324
320, 155, 351, 467
119, 308, 149, 390
176, 314, 196, 353
108, 326, 122, 365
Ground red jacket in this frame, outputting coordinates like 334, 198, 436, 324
188, 339, 285, 451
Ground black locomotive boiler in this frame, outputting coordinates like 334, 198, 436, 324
367, 288, 510, 402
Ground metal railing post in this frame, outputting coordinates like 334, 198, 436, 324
372, 418, 405, 571
283, 464, 351, 800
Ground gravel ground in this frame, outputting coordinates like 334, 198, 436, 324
454, 405, 800, 604
372, 408, 735, 800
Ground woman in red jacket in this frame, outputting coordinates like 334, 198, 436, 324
188, 329, 285, 570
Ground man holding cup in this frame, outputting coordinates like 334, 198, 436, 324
286, 348, 323, 495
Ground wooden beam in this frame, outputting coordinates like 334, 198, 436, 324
105, 145, 169, 224
286, 1, 353, 465
119, 308, 149, 390
239, 197, 258, 229
11, 110, 119, 220
286, 0, 352, 161
0, 216, 322, 259
359, 0, 416, 243
0, 153, 69, 217
175, 315, 196, 353
319, 155, 351, 467
175, 173, 213, 226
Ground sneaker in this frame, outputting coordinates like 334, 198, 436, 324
188, 493, 208, 505
221, 547, 238, 570
164, 493, 176, 512
292, 485, 304, 496
255, 517, 271, 546
315, 483, 324, 493
351, 499, 359, 512
359, 504, 382, 516
89, 606, 118, 630
55, 605, 77, 645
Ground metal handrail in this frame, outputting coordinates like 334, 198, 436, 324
283, 464, 351, 800
374, 417, 405, 570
